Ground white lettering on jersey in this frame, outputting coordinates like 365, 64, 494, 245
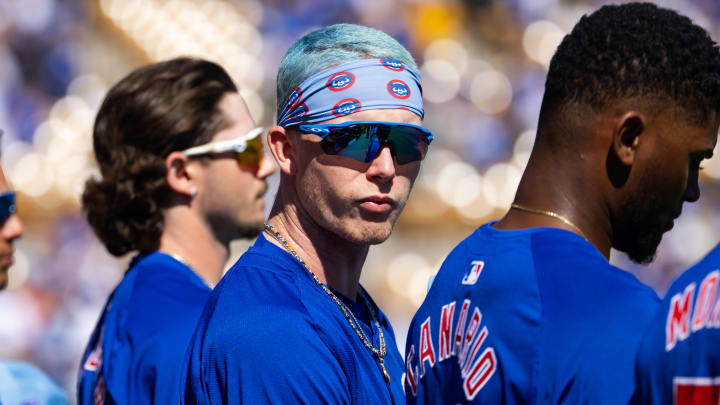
407, 298, 497, 400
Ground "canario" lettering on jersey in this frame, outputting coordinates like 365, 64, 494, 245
406, 299, 497, 400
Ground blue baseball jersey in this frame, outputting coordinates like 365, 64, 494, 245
631, 244, 720, 405
77, 252, 211, 405
405, 223, 660, 404
0, 360, 68, 405
182, 233, 404, 404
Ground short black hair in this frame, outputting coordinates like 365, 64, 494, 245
539, 2, 720, 128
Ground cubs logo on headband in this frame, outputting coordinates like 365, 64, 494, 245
381, 58, 406, 71
387, 80, 411, 99
289, 103, 308, 119
327, 72, 355, 91
278, 58, 423, 127
332, 98, 362, 117
287, 87, 302, 109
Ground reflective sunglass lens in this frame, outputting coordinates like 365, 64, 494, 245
0, 193, 15, 226
388, 127, 428, 164
237, 137, 262, 168
320, 126, 375, 162
309, 123, 431, 164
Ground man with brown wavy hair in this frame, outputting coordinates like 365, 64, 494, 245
77, 57, 275, 405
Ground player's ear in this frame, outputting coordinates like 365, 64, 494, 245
612, 111, 645, 167
267, 125, 296, 176
165, 151, 197, 199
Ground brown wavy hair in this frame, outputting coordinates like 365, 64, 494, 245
83, 57, 238, 256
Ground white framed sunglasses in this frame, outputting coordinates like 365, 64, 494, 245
181, 127, 264, 167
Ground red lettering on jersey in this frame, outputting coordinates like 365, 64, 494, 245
463, 348, 497, 401
419, 317, 436, 376
692, 271, 719, 332
674, 377, 720, 405
438, 302, 456, 361
460, 308, 482, 366
666, 283, 696, 351
405, 344, 418, 396
452, 300, 470, 356
710, 292, 720, 327
462, 326, 489, 377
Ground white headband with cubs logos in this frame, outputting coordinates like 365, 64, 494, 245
277, 58, 424, 127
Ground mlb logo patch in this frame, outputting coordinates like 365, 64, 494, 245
332, 98, 362, 117
326, 72, 355, 91
381, 58, 405, 71
387, 80, 411, 99
462, 261, 485, 285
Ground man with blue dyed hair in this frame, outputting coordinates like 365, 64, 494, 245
183, 23, 432, 404
405, 3, 720, 404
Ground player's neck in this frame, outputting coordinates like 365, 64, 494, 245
159, 207, 228, 288
496, 151, 613, 259
266, 203, 368, 301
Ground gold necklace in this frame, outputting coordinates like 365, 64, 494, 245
263, 223, 391, 383
510, 203, 588, 240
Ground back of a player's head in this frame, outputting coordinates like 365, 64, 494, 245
83, 57, 237, 256
275, 23, 419, 119
538, 2, 720, 141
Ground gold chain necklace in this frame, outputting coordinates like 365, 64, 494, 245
263, 223, 391, 383
510, 203, 588, 240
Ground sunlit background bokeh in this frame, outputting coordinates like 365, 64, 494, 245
1, 0, 720, 399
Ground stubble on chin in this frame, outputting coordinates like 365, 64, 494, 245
615, 199, 666, 265
234, 220, 264, 240
336, 209, 403, 246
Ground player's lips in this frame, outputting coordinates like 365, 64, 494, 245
357, 196, 396, 212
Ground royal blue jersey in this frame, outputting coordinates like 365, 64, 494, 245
631, 244, 720, 405
405, 223, 660, 404
0, 360, 68, 405
182, 233, 404, 404
77, 252, 211, 405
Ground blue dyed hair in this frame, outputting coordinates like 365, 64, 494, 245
276, 23, 419, 119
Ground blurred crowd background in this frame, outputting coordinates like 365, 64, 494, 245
1, 0, 720, 399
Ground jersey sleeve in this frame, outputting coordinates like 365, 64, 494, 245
630, 333, 666, 405
0, 361, 68, 405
